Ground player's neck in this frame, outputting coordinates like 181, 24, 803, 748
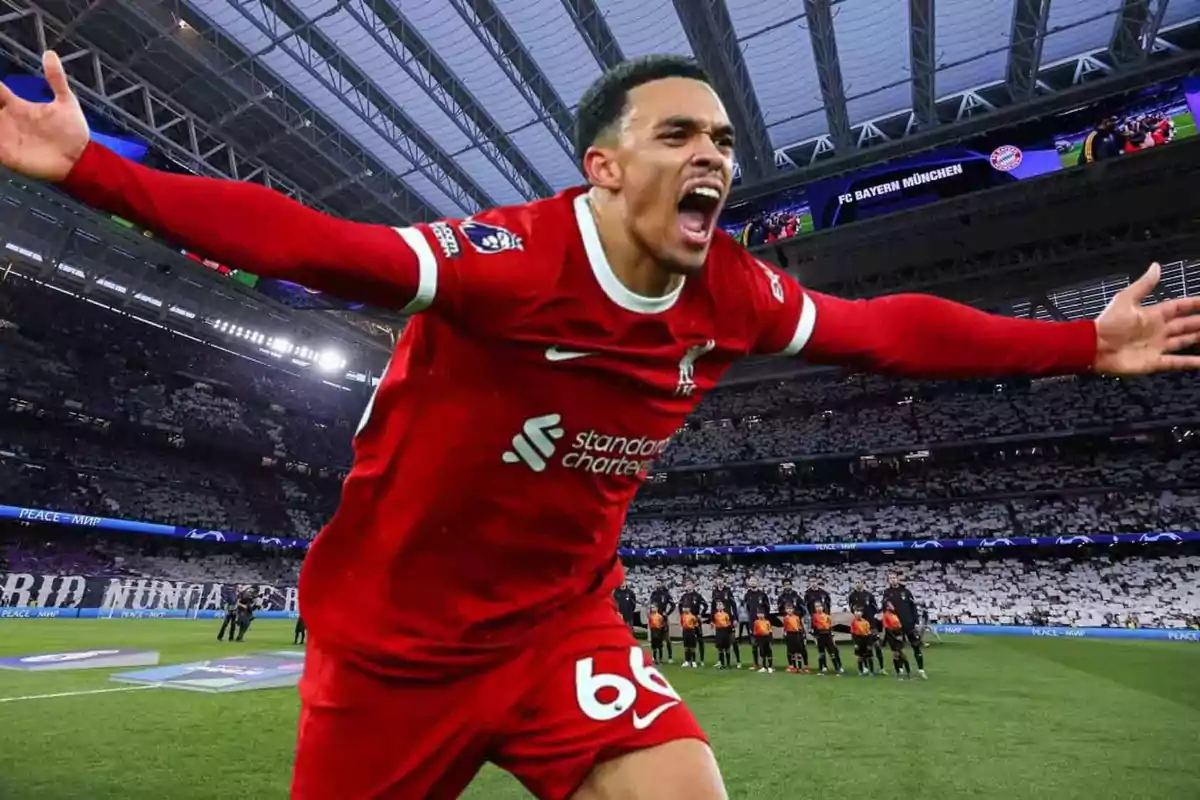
586, 191, 682, 299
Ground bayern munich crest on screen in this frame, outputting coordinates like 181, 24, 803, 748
989, 145, 1023, 172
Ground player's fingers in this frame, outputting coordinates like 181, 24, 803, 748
43, 51, 72, 101
1164, 311, 1200, 336
0, 79, 18, 109
1159, 296, 1200, 323
1157, 353, 1200, 371
1165, 332, 1200, 352
1124, 262, 1161, 303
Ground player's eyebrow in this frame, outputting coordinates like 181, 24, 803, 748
655, 115, 737, 141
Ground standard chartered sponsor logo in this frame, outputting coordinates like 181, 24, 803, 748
503, 414, 672, 477
502, 414, 565, 473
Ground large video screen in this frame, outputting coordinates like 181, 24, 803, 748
721, 80, 1197, 244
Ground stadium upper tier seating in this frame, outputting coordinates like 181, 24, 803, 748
1, 273, 1199, 546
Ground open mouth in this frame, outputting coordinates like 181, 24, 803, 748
676, 185, 722, 248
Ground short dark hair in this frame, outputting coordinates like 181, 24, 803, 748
574, 54, 711, 165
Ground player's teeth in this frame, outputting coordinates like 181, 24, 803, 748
691, 187, 720, 199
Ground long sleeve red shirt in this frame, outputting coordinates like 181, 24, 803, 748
59, 141, 1097, 379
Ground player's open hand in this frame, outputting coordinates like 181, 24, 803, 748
0, 51, 89, 182
1093, 263, 1200, 375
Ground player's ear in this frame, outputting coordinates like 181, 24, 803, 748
583, 145, 621, 191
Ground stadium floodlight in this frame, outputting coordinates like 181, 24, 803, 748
316, 349, 344, 373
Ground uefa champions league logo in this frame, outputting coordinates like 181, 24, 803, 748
979, 538, 1015, 548
186, 530, 227, 542
1055, 535, 1095, 546
1137, 532, 1182, 543
910, 540, 942, 549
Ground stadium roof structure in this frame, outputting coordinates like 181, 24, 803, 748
0, 0, 1198, 367
4, 0, 1197, 221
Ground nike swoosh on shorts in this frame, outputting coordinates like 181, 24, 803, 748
545, 347, 594, 362
631, 700, 680, 730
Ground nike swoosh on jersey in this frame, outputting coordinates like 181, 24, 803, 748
631, 700, 680, 730
544, 346, 594, 362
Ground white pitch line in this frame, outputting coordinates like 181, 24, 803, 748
0, 684, 159, 704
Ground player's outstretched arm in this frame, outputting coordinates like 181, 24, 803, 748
0, 52, 423, 309
803, 264, 1200, 378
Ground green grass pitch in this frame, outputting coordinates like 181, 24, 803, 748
0, 620, 1197, 799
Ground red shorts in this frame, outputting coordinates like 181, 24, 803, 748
291, 603, 706, 799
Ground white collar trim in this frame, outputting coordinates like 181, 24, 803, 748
573, 192, 685, 315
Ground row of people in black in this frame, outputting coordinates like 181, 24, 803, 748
615, 572, 929, 678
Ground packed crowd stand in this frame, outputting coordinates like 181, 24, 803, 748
0, 272, 1198, 552
3, 524, 1196, 630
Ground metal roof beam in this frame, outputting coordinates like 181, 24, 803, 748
0, 3, 318, 207
1145, 0, 1171, 56
560, 0, 624, 70
1110, 0, 1152, 66
1034, 292, 1068, 321
801, 0, 854, 152
672, 0, 776, 180
448, 0, 578, 164
115, 0, 436, 223
908, 0, 937, 131
1006, 0, 1051, 102
230, 0, 496, 213
341, 0, 554, 200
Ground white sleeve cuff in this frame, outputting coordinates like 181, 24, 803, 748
777, 292, 817, 357
394, 226, 438, 314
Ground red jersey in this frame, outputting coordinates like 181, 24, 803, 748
753, 618, 772, 637
850, 618, 872, 637
713, 611, 732, 629
812, 611, 832, 632
883, 611, 903, 631
783, 613, 803, 633
681, 613, 699, 631
60, 142, 1097, 678
649, 612, 666, 631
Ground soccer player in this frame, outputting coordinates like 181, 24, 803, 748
17, 46, 1200, 800
294, 614, 307, 646
679, 580, 708, 667
216, 585, 238, 643
882, 602, 912, 679
752, 610, 774, 674
776, 577, 801, 618
809, 602, 843, 675
680, 606, 700, 668
781, 604, 809, 674
803, 579, 831, 617
711, 601, 734, 669
742, 578, 771, 670
648, 605, 669, 665
710, 577, 741, 668
882, 573, 928, 679
849, 608, 875, 676
614, 582, 638, 629
848, 579, 884, 673
650, 579, 677, 664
